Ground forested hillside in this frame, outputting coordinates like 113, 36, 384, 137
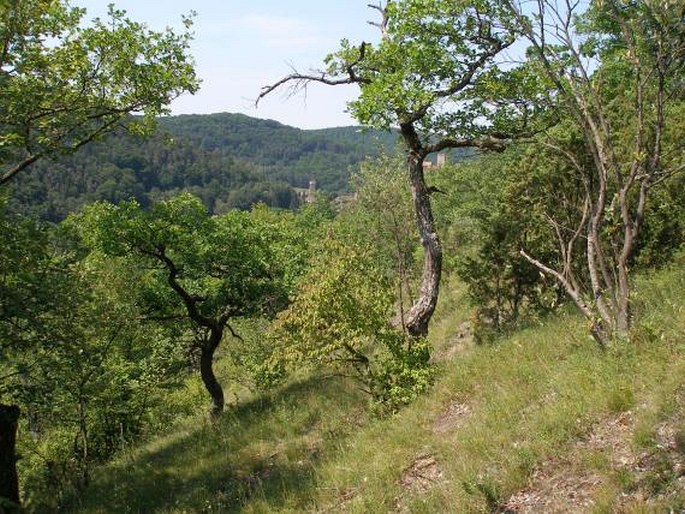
2, 0, 684, 512
8, 113, 397, 221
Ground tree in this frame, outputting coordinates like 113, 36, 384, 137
0, 198, 63, 508
269, 231, 432, 412
0, 2, 197, 504
350, 154, 419, 329
75, 194, 292, 416
258, 0, 521, 337
502, 0, 685, 344
0, 0, 198, 186
433, 136, 590, 341
0, 202, 189, 506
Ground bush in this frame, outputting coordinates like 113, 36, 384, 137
269, 233, 433, 413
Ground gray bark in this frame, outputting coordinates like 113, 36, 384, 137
404, 154, 442, 338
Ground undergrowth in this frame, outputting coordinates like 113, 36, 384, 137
69, 261, 684, 513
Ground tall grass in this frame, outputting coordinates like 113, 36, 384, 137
71, 260, 684, 513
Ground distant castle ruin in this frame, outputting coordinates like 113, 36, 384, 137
306, 180, 316, 203
296, 180, 317, 205
299, 152, 447, 208
423, 152, 448, 170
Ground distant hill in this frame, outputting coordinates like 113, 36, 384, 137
158, 114, 399, 192
8, 113, 399, 221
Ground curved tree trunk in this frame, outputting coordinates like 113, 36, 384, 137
0, 404, 20, 509
157, 246, 227, 417
404, 154, 442, 338
200, 328, 224, 417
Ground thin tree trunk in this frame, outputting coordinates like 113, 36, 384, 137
199, 329, 224, 417
520, 249, 610, 347
77, 396, 90, 488
0, 404, 20, 509
616, 213, 634, 336
404, 155, 442, 338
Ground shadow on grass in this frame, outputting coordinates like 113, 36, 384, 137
69, 375, 365, 513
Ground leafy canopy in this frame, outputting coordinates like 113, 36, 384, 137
0, 0, 199, 185
74, 194, 292, 323
326, 0, 520, 137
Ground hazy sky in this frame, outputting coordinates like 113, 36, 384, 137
74, 1, 381, 129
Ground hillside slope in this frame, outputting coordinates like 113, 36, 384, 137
70, 262, 685, 513
9, 113, 397, 221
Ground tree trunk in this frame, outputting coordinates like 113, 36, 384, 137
199, 329, 224, 417
404, 155, 442, 338
76, 396, 90, 488
616, 257, 631, 337
0, 404, 20, 509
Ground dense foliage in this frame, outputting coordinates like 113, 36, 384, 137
0, 199, 187, 508
499, 0, 685, 343
0, 1, 198, 187
8, 113, 397, 221
432, 121, 684, 341
263, 0, 685, 343
269, 228, 432, 413
0, 0, 199, 508
0, 193, 331, 509
1, 0, 684, 511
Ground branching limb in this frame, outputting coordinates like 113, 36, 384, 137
367, 2, 391, 38
224, 322, 243, 342
651, 162, 685, 188
519, 249, 593, 321
257, 71, 359, 108
144, 244, 215, 329
256, 42, 370, 108
425, 136, 508, 154
1, 115, 122, 187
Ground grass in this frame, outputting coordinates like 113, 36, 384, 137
69, 259, 685, 513
68, 375, 368, 513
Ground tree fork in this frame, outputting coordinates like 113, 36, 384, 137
257, 1, 514, 337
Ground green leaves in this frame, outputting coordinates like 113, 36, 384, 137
274, 237, 392, 356
73, 194, 296, 323
1, 0, 199, 185
0, 199, 189, 504
269, 226, 432, 412
329, 0, 517, 136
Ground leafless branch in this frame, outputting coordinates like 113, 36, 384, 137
650, 162, 685, 188
256, 43, 370, 108
367, 2, 390, 38
519, 249, 593, 320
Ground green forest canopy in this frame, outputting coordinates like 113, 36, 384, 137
8, 113, 400, 221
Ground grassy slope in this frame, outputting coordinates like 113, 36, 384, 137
73, 260, 685, 513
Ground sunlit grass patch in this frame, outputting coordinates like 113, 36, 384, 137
74, 262, 684, 513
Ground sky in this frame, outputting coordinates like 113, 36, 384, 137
74, 1, 381, 129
